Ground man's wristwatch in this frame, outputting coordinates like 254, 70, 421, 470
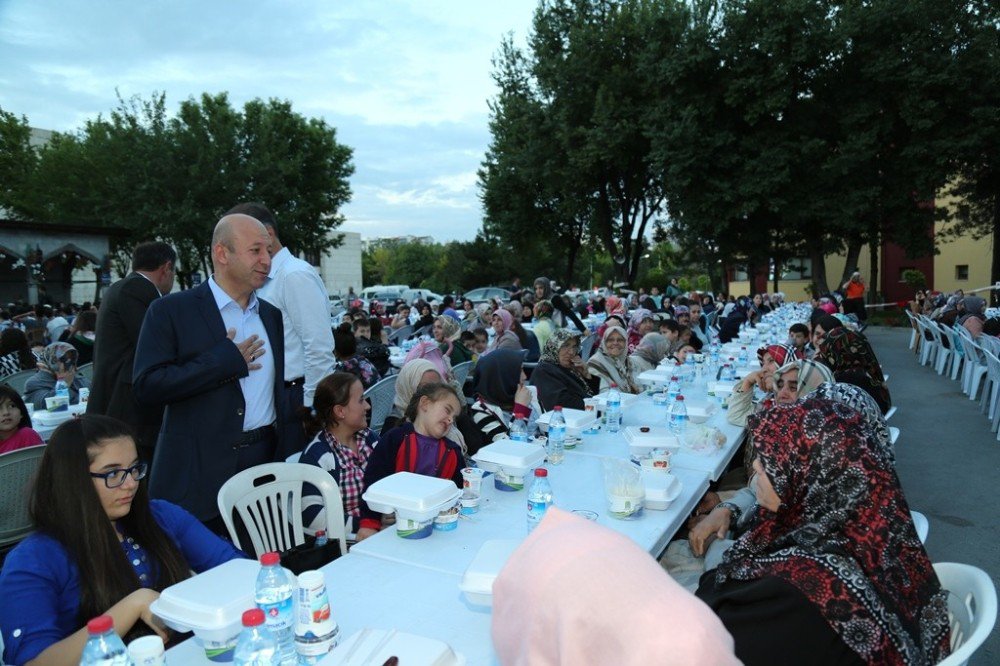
715, 501, 742, 523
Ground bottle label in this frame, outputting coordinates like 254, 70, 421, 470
260, 596, 294, 631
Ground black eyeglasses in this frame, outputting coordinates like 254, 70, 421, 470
90, 462, 148, 489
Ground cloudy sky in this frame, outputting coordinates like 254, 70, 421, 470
0, 1, 539, 241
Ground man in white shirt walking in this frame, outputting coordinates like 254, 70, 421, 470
228, 202, 336, 454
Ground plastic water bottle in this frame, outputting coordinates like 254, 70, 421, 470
737, 346, 748, 367
526, 468, 553, 533
605, 384, 622, 433
234, 608, 278, 666
55, 379, 69, 399
509, 417, 529, 441
666, 376, 681, 403
255, 552, 296, 666
669, 395, 688, 435
724, 360, 737, 381
547, 407, 566, 465
80, 615, 132, 665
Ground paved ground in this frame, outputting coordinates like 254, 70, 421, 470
867, 326, 999, 664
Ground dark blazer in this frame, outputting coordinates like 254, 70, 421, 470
87, 272, 163, 450
132, 281, 286, 521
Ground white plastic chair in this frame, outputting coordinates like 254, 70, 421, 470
364, 374, 399, 434
889, 427, 900, 447
909, 509, 927, 544
949, 324, 966, 381
978, 346, 1000, 430
904, 310, 920, 351
885, 406, 897, 421
217, 462, 347, 560
917, 316, 939, 367
957, 330, 988, 400
934, 562, 998, 666
0, 445, 46, 550
926, 320, 953, 375
451, 360, 474, 388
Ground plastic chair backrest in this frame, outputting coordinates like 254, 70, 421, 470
364, 374, 399, 433
216, 462, 347, 560
388, 325, 413, 345
451, 361, 474, 388
1, 369, 36, 394
933, 562, 998, 666
580, 333, 598, 361
0, 445, 46, 549
76, 363, 94, 381
909, 509, 927, 543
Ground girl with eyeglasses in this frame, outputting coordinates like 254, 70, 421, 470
0, 415, 245, 665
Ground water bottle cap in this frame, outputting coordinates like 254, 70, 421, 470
554, 405, 563, 411
260, 551, 280, 566
676, 395, 685, 401
671, 376, 678, 381
609, 383, 617, 388
315, 530, 326, 538
87, 615, 114, 634
534, 468, 548, 477
242, 608, 266, 627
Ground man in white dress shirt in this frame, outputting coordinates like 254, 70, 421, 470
227, 202, 335, 454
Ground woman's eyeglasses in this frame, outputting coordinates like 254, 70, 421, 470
90, 462, 148, 488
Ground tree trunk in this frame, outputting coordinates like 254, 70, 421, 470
868, 228, 880, 305
809, 246, 830, 296
841, 239, 863, 287
991, 199, 1000, 306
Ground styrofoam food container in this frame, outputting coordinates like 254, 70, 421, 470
707, 381, 737, 398
642, 470, 683, 510
638, 369, 673, 385
623, 427, 680, 457
34, 401, 84, 426
536, 408, 597, 435
592, 391, 640, 409
362, 472, 462, 523
323, 629, 466, 665
150, 559, 260, 662
473, 439, 546, 491
459, 539, 520, 606
685, 401, 718, 424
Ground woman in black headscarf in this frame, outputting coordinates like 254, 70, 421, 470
465, 349, 540, 452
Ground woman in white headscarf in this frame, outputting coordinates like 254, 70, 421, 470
586, 326, 641, 394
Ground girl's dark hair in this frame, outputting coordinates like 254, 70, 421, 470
403, 382, 461, 422
333, 322, 357, 357
300, 372, 361, 441
369, 317, 384, 338
0, 328, 35, 371
687, 335, 703, 351
474, 329, 489, 340
73, 310, 98, 334
660, 319, 681, 333
31, 415, 192, 633
0, 384, 33, 430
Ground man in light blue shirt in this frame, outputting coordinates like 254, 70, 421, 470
134, 214, 287, 529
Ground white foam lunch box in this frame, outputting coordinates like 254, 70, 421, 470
472, 439, 546, 477
642, 470, 683, 510
322, 629, 466, 665
536, 408, 597, 436
458, 539, 521, 606
684, 401, 718, 424
622, 426, 680, 457
362, 472, 462, 523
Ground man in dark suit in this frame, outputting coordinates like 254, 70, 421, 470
133, 214, 287, 530
87, 242, 176, 463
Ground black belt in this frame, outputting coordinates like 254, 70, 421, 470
284, 377, 305, 388
235, 424, 276, 448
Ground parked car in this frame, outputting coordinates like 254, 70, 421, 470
401, 288, 443, 305
462, 287, 512, 305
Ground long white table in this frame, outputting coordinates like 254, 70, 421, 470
350, 455, 708, 576
166, 553, 498, 665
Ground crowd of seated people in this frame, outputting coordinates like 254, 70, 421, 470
1, 267, 973, 666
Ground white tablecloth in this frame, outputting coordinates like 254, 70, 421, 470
166, 553, 497, 665
350, 456, 708, 576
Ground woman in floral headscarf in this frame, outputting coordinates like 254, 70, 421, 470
629, 332, 671, 374
485, 309, 522, 354
531, 329, 598, 411
816, 327, 891, 414
696, 400, 950, 665
586, 326, 641, 394
432, 315, 472, 365
727, 344, 803, 427
626, 308, 654, 353
23, 342, 91, 410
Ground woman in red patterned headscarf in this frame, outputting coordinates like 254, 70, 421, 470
697, 400, 950, 665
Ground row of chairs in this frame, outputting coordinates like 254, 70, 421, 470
903, 312, 998, 664
0, 362, 94, 395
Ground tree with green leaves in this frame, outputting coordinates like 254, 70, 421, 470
5, 92, 354, 288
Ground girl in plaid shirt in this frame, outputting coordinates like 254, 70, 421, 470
300, 372, 377, 534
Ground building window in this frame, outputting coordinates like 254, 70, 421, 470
733, 266, 749, 281
955, 265, 969, 281
781, 258, 812, 280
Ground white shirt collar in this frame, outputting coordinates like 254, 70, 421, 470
267, 247, 292, 279
208, 276, 259, 313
